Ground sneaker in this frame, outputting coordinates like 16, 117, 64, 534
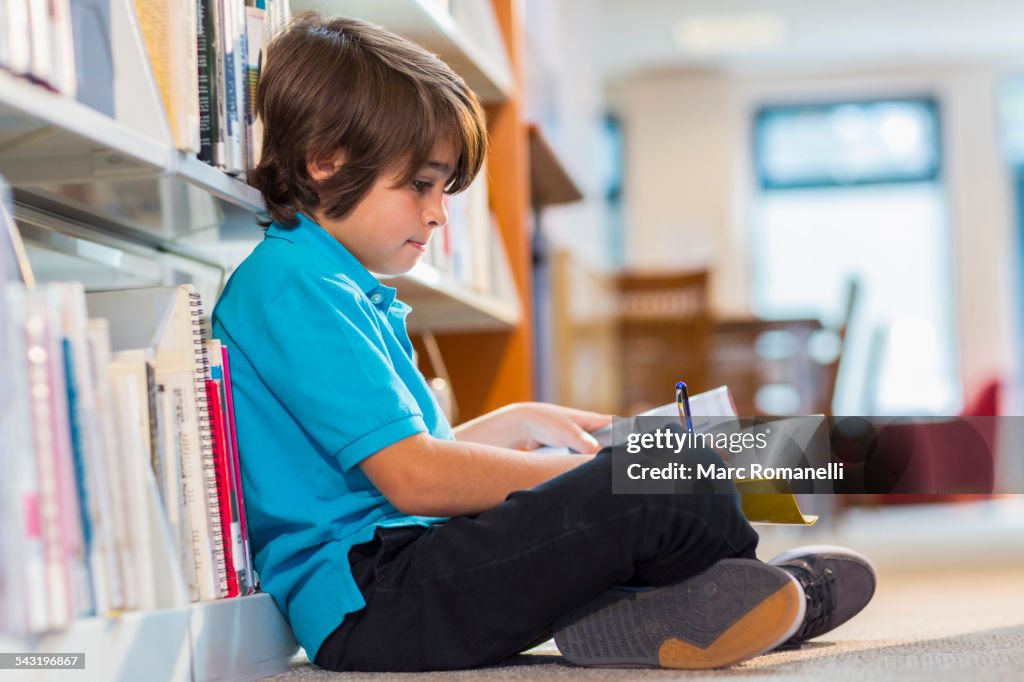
768, 545, 877, 646
553, 559, 805, 669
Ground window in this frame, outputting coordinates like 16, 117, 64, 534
998, 76, 1024, 347
751, 97, 961, 415
754, 98, 941, 189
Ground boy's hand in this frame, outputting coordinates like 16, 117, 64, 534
454, 402, 613, 454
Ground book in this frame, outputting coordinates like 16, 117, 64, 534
1, 285, 50, 634
22, 289, 81, 628
207, 341, 248, 598
108, 349, 160, 610
543, 386, 818, 526
131, 0, 200, 152
244, 3, 265, 169
205, 377, 238, 597
218, 0, 245, 174
86, 285, 224, 601
84, 318, 127, 612
197, 0, 219, 164
54, 282, 120, 618
1, 1, 33, 77
221, 344, 256, 594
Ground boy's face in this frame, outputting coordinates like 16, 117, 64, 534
316, 141, 456, 276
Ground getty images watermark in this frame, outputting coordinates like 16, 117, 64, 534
610, 415, 1008, 495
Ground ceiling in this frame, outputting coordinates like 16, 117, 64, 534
591, 0, 1024, 83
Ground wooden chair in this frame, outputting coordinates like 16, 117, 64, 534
709, 279, 860, 416
548, 250, 622, 415
617, 270, 712, 414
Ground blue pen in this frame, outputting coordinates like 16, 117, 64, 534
676, 381, 694, 435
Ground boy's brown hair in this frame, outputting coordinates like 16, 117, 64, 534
249, 12, 489, 227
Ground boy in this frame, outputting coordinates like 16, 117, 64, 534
212, 13, 876, 672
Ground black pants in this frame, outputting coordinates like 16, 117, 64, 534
314, 449, 759, 672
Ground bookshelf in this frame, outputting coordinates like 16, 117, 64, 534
528, 124, 584, 208
293, 0, 515, 104
0, 69, 167, 183
2, 60, 521, 333
434, 0, 537, 418
2, 0, 548, 677
396, 261, 521, 332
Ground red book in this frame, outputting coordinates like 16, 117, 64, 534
221, 346, 255, 594
205, 379, 238, 598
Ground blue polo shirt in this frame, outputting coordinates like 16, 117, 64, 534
211, 212, 452, 660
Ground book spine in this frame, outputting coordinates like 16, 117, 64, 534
170, 381, 208, 602
155, 384, 188, 583
211, 353, 246, 596
211, 0, 229, 169
232, 0, 246, 174
6, 288, 50, 633
188, 292, 228, 598
144, 361, 162, 490
61, 337, 97, 617
85, 319, 126, 610
219, 0, 242, 174
26, 0, 53, 87
244, 6, 265, 170
50, 0, 76, 97
3, 1, 32, 76
221, 345, 255, 593
41, 290, 92, 620
205, 378, 238, 597
182, 0, 200, 151
196, 0, 215, 164
24, 295, 72, 629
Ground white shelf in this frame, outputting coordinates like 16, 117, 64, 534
0, 606, 192, 681
0, 594, 298, 682
0, 70, 262, 225
391, 262, 521, 332
295, 0, 514, 103
174, 154, 265, 214
0, 70, 168, 183
190, 594, 300, 682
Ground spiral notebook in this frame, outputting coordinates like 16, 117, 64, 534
86, 285, 225, 601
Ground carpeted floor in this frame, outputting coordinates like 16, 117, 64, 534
264, 500, 1024, 681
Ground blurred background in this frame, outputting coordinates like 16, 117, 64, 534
522, 8, 1024, 656
527, 0, 1022, 425
520, 0, 1024, 607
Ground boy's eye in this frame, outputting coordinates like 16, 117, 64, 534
412, 180, 433, 193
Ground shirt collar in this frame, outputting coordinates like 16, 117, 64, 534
266, 212, 399, 310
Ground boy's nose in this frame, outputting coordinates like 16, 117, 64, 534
424, 198, 448, 229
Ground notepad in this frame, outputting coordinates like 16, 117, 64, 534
538, 386, 817, 525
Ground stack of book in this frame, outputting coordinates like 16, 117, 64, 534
2, 0, 291, 176
135, 0, 291, 177
1, 201, 257, 636
422, 160, 513, 297
0, 0, 77, 97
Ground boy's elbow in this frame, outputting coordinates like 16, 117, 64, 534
389, 463, 450, 517
389, 487, 440, 517
361, 434, 448, 516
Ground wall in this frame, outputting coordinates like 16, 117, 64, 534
523, 0, 610, 268
611, 63, 1023, 402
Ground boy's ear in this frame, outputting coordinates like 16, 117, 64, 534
306, 149, 348, 182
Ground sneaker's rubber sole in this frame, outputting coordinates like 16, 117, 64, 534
553, 559, 805, 670
768, 544, 876, 578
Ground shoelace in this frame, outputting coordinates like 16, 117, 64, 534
792, 563, 837, 641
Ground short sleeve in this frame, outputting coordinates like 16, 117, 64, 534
254, 270, 427, 470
